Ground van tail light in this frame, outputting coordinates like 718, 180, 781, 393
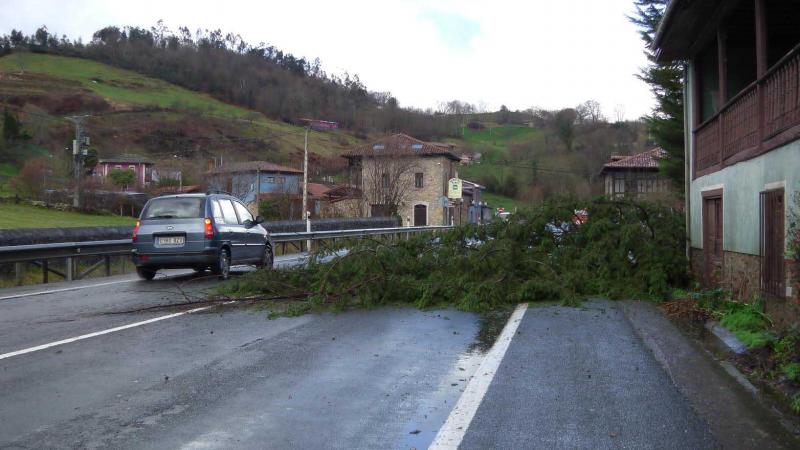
132, 220, 140, 242
204, 218, 214, 240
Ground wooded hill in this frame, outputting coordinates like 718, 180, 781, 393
0, 25, 654, 205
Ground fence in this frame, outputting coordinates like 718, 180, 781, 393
0, 225, 451, 286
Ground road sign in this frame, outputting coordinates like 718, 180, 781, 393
447, 178, 462, 199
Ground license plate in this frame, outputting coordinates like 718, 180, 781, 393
157, 236, 185, 246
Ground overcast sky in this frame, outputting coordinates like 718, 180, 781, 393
0, 0, 655, 119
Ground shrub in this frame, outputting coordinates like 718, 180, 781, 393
782, 362, 800, 382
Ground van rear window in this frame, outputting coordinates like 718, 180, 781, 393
142, 198, 205, 219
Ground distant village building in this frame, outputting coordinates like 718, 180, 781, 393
207, 161, 303, 216
95, 154, 153, 188
599, 148, 670, 199
654, 0, 800, 322
343, 133, 485, 226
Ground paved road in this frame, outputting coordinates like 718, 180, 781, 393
1, 265, 797, 449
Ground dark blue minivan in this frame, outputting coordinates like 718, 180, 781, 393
132, 193, 273, 280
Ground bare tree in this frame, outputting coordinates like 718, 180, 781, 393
585, 100, 604, 123
360, 151, 420, 216
614, 104, 626, 123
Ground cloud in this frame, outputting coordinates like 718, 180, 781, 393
420, 10, 481, 51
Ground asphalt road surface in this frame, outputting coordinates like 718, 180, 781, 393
1, 261, 797, 449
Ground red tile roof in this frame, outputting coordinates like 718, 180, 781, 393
306, 182, 332, 197
601, 148, 666, 172
343, 133, 459, 161
209, 161, 302, 175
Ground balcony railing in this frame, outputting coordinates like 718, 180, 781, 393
693, 43, 800, 177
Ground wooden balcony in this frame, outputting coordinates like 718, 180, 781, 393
693, 43, 800, 178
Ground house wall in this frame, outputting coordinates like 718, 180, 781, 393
98, 162, 151, 188
258, 174, 301, 194
210, 171, 302, 205
359, 155, 456, 226
686, 62, 800, 321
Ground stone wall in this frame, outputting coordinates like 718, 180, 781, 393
360, 155, 457, 226
691, 246, 800, 326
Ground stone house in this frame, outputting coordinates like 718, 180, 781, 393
599, 148, 671, 199
654, 0, 800, 322
342, 134, 461, 226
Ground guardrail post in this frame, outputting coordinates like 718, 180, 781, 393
65, 257, 74, 281
104, 255, 111, 276
14, 262, 23, 286
42, 260, 48, 284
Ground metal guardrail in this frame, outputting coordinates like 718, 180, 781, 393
0, 225, 452, 285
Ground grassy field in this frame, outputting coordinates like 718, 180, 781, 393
481, 192, 525, 211
0, 203, 136, 229
0, 163, 16, 198
0, 53, 357, 159
0, 53, 252, 117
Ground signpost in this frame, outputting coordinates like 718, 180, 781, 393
447, 177, 462, 199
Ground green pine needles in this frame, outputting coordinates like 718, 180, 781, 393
221, 198, 688, 312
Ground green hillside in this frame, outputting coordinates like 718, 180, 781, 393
0, 52, 359, 167
0, 53, 252, 117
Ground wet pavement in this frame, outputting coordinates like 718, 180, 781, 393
1, 269, 798, 449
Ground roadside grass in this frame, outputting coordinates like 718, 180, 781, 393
719, 303, 773, 348
672, 289, 800, 414
0, 203, 136, 229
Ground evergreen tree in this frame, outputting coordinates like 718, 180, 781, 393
2, 108, 25, 142
629, 0, 685, 195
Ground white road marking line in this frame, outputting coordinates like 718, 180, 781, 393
0, 306, 212, 361
0, 279, 136, 302
0, 256, 308, 302
429, 303, 529, 450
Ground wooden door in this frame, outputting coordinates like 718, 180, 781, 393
703, 196, 723, 287
414, 204, 427, 226
761, 189, 785, 299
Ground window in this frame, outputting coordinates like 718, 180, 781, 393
277, 176, 286, 184
212, 199, 225, 224
266, 177, 275, 183
128, 165, 136, 171
219, 199, 240, 224
233, 201, 254, 223
373, 144, 385, 151
381, 173, 390, 189
411, 143, 423, 150
143, 198, 205, 220
415, 172, 424, 188
115, 165, 122, 170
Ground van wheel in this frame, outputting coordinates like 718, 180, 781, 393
212, 248, 231, 280
136, 267, 157, 281
258, 245, 273, 269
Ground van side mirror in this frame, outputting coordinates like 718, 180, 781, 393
254, 215, 265, 225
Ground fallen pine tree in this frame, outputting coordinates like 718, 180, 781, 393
219, 197, 689, 312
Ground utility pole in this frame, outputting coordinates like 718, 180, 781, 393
66, 115, 90, 208
298, 118, 338, 253
302, 125, 311, 252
